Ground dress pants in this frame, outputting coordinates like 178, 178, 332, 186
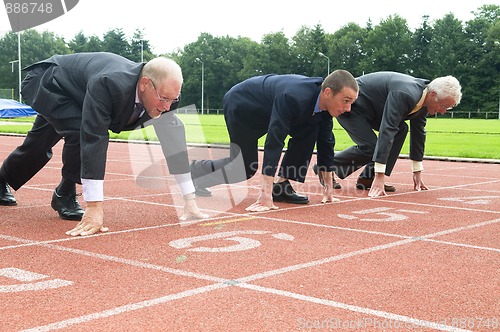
191, 112, 317, 189
334, 110, 408, 179
0, 114, 82, 191
1, 62, 84, 190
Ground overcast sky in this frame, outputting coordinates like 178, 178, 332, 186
0, 0, 492, 55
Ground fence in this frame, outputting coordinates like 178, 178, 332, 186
434, 111, 500, 119
176, 108, 224, 115
178, 108, 500, 119
0, 89, 15, 100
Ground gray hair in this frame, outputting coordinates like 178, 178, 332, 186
428, 76, 462, 106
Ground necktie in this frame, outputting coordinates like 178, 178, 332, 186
127, 103, 144, 125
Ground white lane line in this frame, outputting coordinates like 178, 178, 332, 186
0, 279, 73, 293
233, 219, 500, 285
0, 267, 47, 282
0, 268, 73, 292
19, 219, 498, 329
424, 238, 500, 253
21, 283, 227, 332
237, 238, 418, 283
42, 242, 228, 284
371, 198, 500, 215
238, 284, 472, 332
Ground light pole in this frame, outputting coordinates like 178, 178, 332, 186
318, 52, 330, 77
9, 60, 19, 100
9, 32, 22, 101
140, 39, 144, 62
195, 58, 204, 114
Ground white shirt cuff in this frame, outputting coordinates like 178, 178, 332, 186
174, 173, 195, 196
81, 178, 104, 201
374, 162, 386, 173
412, 160, 424, 172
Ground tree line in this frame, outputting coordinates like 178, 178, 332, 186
0, 4, 498, 113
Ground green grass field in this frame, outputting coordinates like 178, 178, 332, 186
1, 115, 499, 159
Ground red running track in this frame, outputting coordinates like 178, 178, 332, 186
1, 135, 499, 331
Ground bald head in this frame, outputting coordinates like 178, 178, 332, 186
141, 57, 183, 85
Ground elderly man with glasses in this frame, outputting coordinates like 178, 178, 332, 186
0, 52, 207, 236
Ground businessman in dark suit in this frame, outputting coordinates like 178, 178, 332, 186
313, 71, 462, 197
190, 70, 359, 212
0, 52, 207, 235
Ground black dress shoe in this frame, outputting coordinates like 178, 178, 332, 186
0, 183, 17, 206
356, 177, 396, 192
51, 191, 84, 221
190, 160, 212, 197
272, 180, 309, 204
195, 186, 212, 197
312, 163, 341, 189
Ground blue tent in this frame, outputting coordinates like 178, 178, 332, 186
0, 99, 37, 118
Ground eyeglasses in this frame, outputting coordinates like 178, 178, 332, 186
149, 78, 180, 104
434, 97, 454, 111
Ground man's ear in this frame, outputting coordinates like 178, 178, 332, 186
138, 76, 149, 92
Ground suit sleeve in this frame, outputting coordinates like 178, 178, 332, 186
261, 93, 296, 177
315, 112, 334, 170
409, 114, 426, 161
80, 79, 113, 180
373, 91, 413, 164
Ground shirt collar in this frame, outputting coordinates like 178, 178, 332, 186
408, 87, 428, 115
313, 95, 322, 114
135, 87, 140, 104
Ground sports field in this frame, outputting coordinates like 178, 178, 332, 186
1, 116, 499, 160
1, 135, 499, 331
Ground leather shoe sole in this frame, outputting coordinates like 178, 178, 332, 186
356, 178, 396, 192
272, 194, 309, 204
190, 160, 212, 197
51, 191, 84, 221
312, 164, 341, 189
195, 187, 212, 197
0, 200, 17, 206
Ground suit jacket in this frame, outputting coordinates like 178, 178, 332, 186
223, 74, 334, 177
20, 52, 187, 180
352, 71, 430, 164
